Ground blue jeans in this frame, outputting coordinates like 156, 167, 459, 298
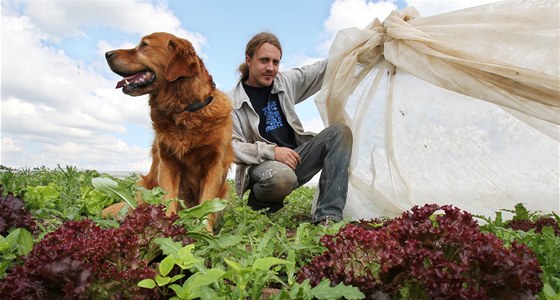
247, 124, 352, 222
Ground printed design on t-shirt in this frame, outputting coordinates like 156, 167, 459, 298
262, 100, 284, 132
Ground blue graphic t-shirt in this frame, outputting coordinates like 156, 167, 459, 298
243, 83, 297, 149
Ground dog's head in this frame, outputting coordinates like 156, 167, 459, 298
105, 32, 203, 96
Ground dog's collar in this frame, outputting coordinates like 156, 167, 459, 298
185, 95, 214, 112
185, 81, 216, 113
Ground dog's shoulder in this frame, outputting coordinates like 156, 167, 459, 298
202, 90, 233, 119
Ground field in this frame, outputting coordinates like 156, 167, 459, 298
0, 166, 559, 299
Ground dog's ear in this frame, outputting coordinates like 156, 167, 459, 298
164, 38, 198, 81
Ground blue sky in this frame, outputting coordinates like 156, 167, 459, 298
1, 0, 498, 172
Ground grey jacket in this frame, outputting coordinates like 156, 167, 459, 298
228, 59, 328, 196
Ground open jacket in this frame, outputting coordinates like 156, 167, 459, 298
228, 59, 328, 196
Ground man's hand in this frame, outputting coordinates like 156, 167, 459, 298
274, 146, 301, 170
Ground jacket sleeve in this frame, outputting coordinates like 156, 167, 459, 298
231, 107, 276, 165
281, 59, 328, 104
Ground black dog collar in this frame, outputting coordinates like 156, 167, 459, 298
185, 95, 214, 112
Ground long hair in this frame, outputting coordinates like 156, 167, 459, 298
238, 32, 282, 81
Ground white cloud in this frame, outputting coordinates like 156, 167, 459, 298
318, 0, 397, 55
1, 137, 23, 153
282, 53, 324, 71
23, 0, 206, 51
0, 0, 200, 172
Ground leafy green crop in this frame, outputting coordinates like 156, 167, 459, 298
0, 228, 33, 279
0, 166, 558, 299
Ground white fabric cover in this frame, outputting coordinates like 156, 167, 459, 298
315, 0, 560, 219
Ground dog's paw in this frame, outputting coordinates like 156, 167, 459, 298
101, 202, 127, 218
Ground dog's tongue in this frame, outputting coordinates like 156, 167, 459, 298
115, 72, 145, 89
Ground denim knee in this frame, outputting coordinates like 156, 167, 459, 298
331, 124, 353, 145
322, 124, 352, 154
252, 164, 298, 203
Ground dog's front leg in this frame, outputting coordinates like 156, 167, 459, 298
199, 156, 229, 232
157, 155, 182, 216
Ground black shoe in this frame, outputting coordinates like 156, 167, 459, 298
247, 190, 283, 214
313, 216, 341, 226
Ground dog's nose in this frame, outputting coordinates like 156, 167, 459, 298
105, 51, 114, 60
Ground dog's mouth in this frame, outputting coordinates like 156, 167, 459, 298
115, 71, 156, 92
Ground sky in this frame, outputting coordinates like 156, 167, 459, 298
1, 0, 500, 173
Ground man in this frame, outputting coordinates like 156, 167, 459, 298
228, 32, 352, 225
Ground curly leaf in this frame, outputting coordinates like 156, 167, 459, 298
312, 280, 364, 299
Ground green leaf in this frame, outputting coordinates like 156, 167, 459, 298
185, 269, 226, 291
224, 258, 243, 273
176, 244, 196, 258
137, 279, 156, 289
216, 235, 242, 248
25, 184, 60, 210
80, 187, 113, 215
512, 203, 530, 220
187, 232, 220, 248
154, 237, 184, 255
312, 280, 365, 299
159, 255, 175, 277
5, 228, 34, 256
253, 257, 289, 271
169, 283, 185, 296
0, 235, 9, 253
170, 274, 185, 284
288, 279, 313, 299
92, 177, 136, 208
542, 283, 558, 298
181, 199, 227, 219
541, 225, 554, 236
175, 244, 197, 269
155, 275, 171, 286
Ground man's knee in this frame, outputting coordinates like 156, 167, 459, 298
268, 168, 298, 194
252, 163, 298, 202
325, 124, 353, 153
332, 124, 352, 143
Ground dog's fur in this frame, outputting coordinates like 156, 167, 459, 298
104, 32, 234, 231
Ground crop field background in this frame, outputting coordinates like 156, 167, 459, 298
0, 165, 559, 299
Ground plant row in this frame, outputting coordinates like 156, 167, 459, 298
0, 166, 559, 299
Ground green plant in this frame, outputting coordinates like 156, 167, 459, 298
273, 279, 364, 300
0, 228, 34, 279
1, 167, 558, 299
138, 242, 226, 299
91, 177, 137, 209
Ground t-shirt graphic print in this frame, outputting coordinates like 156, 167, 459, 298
263, 100, 283, 132
243, 83, 297, 149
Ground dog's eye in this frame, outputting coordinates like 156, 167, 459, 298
140, 41, 148, 48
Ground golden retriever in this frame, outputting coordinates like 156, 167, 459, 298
104, 32, 234, 232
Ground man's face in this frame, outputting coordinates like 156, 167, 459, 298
245, 42, 281, 88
